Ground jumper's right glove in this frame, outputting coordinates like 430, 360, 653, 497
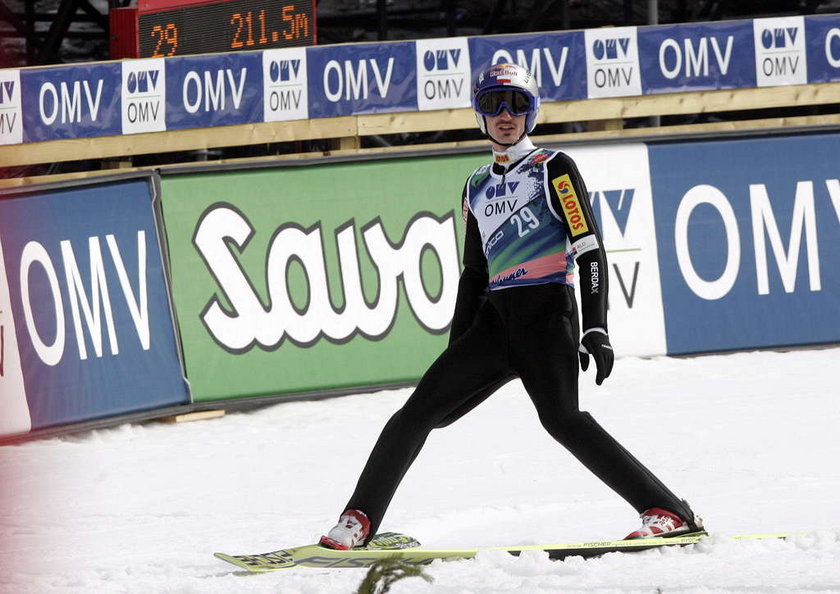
578, 329, 614, 386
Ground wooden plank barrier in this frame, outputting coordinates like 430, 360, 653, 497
1, 81, 838, 188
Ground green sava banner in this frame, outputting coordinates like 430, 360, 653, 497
159, 153, 486, 402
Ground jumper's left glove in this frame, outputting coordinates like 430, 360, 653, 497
578, 329, 614, 386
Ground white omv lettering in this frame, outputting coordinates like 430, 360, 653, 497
675, 182, 828, 300
750, 182, 820, 295
183, 68, 247, 113
674, 184, 740, 300
107, 234, 150, 349
194, 205, 460, 351
491, 47, 568, 87
18, 232, 151, 365
38, 79, 104, 125
20, 241, 66, 366
827, 28, 840, 68
658, 36, 734, 79
61, 237, 119, 359
826, 179, 840, 223
323, 58, 395, 102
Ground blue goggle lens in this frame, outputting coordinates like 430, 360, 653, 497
476, 89, 532, 116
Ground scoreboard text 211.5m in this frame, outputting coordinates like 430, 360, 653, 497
109, 0, 315, 59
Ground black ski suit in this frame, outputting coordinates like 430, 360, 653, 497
343, 144, 695, 540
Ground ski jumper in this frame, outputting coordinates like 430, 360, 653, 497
344, 139, 694, 540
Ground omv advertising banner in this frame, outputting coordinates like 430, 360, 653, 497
262, 47, 309, 122
806, 14, 840, 82
0, 68, 22, 146
639, 20, 756, 94
649, 133, 840, 354
416, 37, 472, 111
584, 26, 642, 98
165, 52, 263, 131
307, 41, 416, 117
752, 16, 808, 87
121, 58, 167, 135
559, 143, 668, 357
4, 14, 840, 146
21, 62, 122, 142
0, 176, 189, 435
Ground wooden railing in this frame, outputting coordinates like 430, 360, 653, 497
2, 81, 839, 188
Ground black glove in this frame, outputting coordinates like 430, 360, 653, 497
578, 330, 614, 385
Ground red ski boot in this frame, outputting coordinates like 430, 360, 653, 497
319, 509, 371, 550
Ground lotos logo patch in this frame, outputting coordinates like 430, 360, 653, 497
552, 174, 589, 236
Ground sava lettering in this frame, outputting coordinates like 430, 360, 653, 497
552, 174, 590, 237
194, 205, 460, 351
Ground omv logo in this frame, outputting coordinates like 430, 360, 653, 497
590, 188, 635, 237
269, 59, 302, 82
593, 37, 631, 61
422, 48, 462, 72
760, 26, 799, 49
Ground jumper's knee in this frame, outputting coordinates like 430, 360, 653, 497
389, 406, 438, 439
538, 409, 595, 444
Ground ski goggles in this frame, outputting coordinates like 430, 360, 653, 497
475, 89, 532, 117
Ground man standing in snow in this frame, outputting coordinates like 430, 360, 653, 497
321, 63, 702, 549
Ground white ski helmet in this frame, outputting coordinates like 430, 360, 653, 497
472, 62, 541, 136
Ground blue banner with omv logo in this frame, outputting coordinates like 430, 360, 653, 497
806, 14, 840, 82
0, 176, 190, 430
4, 14, 840, 146
306, 41, 416, 117
639, 20, 756, 94
648, 133, 840, 354
165, 52, 263, 130
21, 62, 122, 142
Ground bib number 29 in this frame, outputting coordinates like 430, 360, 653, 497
511, 206, 539, 237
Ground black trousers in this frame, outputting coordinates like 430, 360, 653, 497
345, 283, 691, 539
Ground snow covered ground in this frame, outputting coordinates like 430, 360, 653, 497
1, 347, 839, 593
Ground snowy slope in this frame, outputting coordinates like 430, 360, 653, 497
1, 348, 839, 593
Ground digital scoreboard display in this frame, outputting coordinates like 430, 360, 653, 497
135, 0, 315, 58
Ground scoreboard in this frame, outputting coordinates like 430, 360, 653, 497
110, 0, 316, 58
